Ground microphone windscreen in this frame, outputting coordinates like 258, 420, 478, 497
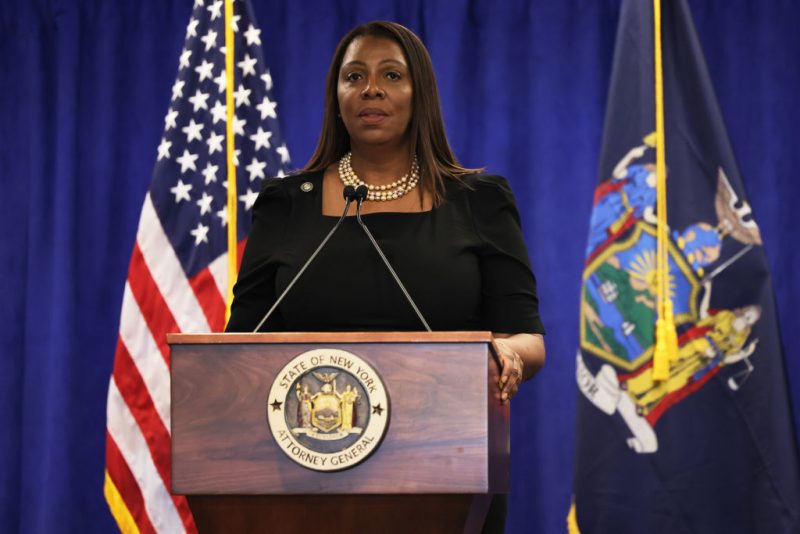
355, 185, 369, 201
342, 185, 356, 200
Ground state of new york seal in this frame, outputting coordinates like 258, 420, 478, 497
266, 348, 390, 471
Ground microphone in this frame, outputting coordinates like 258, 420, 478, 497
253, 185, 357, 332
353, 185, 432, 332
354, 184, 369, 203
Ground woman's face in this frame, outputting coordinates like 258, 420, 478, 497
337, 35, 413, 150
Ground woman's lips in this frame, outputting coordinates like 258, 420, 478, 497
358, 108, 388, 123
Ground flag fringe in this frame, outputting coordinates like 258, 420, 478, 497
104, 470, 142, 534
567, 501, 582, 534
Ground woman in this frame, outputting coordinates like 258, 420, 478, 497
227, 21, 545, 529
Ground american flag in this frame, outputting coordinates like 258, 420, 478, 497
104, 0, 289, 531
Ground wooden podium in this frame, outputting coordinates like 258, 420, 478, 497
168, 332, 509, 534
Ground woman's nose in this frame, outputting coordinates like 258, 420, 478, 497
361, 75, 385, 98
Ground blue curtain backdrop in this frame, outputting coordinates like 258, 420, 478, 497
1, 1, 798, 533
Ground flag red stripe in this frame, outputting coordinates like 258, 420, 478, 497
172, 491, 197, 533
112, 338, 172, 484
188, 267, 226, 332
237, 238, 247, 269
127, 243, 180, 365
113, 337, 198, 533
106, 432, 157, 534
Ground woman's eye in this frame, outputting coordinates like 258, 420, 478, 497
386, 72, 401, 81
345, 72, 362, 82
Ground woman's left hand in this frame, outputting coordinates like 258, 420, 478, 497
494, 338, 524, 404
492, 333, 546, 404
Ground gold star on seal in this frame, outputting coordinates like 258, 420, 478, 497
372, 404, 384, 416
270, 399, 283, 411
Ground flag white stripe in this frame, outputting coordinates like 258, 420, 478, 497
118, 283, 172, 430
107, 379, 185, 534
137, 194, 210, 333
207, 252, 229, 303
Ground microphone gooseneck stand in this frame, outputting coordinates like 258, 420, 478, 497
353, 185, 432, 332
252, 185, 357, 332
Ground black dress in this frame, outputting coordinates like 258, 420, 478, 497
226, 170, 545, 534
227, 171, 544, 335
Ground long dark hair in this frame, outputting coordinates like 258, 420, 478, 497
302, 21, 479, 206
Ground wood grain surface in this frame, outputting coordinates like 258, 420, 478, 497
168, 331, 494, 344
171, 337, 509, 495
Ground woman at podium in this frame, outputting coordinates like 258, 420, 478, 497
226, 21, 546, 531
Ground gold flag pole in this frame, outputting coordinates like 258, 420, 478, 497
223, 0, 238, 325
652, 0, 678, 380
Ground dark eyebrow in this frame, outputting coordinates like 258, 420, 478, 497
341, 59, 407, 68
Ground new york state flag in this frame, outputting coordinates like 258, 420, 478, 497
572, 1, 800, 532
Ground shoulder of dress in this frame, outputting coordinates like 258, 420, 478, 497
263, 170, 318, 188
457, 173, 511, 191
260, 171, 322, 196
456, 173, 521, 229
454, 174, 515, 204
251, 172, 320, 216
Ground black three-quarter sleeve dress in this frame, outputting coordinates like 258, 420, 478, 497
227, 171, 545, 336
226, 170, 544, 532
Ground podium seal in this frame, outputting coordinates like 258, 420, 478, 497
266, 348, 390, 471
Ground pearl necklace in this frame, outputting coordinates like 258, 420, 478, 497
337, 152, 420, 201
